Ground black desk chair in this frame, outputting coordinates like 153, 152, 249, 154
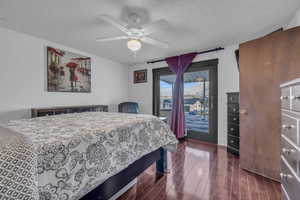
118, 102, 139, 114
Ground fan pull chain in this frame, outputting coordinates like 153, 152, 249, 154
133, 51, 137, 62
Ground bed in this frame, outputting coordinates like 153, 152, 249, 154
0, 105, 178, 200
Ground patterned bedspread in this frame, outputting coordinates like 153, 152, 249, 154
0, 112, 178, 200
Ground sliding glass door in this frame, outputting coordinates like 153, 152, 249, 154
184, 70, 209, 134
158, 74, 176, 121
153, 59, 218, 143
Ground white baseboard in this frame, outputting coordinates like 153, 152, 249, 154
109, 178, 137, 200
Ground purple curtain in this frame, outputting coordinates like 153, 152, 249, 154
165, 52, 197, 139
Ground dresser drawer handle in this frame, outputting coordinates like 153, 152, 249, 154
282, 124, 295, 129
280, 96, 289, 100
233, 117, 237, 121
280, 173, 292, 181
230, 140, 234, 144
282, 148, 295, 155
232, 108, 237, 112
291, 96, 300, 100
230, 128, 234, 131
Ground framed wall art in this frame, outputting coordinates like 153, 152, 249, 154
134, 69, 147, 84
47, 47, 91, 92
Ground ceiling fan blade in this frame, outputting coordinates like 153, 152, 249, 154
141, 37, 169, 48
96, 36, 129, 42
142, 19, 168, 35
99, 15, 131, 35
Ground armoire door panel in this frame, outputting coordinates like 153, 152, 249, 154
239, 26, 300, 181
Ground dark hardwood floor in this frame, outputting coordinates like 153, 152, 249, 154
118, 139, 281, 200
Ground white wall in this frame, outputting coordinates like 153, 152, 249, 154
128, 45, 240, 146
0, 27, 129, 120
286, 8, 300, 28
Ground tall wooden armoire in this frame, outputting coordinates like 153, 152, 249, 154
239, 26, 300, 181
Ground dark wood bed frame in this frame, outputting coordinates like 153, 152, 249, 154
31, 105, 168, 200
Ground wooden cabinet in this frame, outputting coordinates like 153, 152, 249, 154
227, 92, 240, 155
239, 26, 300, 181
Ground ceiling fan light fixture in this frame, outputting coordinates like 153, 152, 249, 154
127, 39, 142, 51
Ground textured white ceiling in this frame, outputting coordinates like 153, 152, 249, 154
0, 0, 299, 65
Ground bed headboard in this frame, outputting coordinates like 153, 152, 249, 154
31, 105, 108, 118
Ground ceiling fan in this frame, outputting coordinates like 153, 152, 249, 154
96, 13, 169, 52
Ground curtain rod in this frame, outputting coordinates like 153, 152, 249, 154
146, 47, 225, 64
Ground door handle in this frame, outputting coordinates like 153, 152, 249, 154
211, 96, 214, 109
240, 109, 247, 115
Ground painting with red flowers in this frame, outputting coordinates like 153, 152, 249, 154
47, 47, 91, 92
